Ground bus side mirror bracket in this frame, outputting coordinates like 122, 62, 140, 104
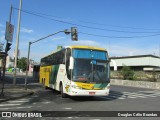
108, 59, 111, 63
69, 56, 74, 70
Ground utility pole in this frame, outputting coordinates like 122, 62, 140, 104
1, 4, 12, 96
13, 0, 22, 85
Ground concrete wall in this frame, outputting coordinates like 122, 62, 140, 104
111, 79, 160, 89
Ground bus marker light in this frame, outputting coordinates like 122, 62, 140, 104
78, 77, 87, 80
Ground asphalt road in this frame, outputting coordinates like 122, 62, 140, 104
1, 74, 160, 120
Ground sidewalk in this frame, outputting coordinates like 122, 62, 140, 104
0, 83, 34, 103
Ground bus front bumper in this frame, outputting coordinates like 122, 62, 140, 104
68, 88, 110, 96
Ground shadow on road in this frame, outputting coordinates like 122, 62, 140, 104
30, 87, 125, 104
4, 73, 125, 103
69, 90, 125, 101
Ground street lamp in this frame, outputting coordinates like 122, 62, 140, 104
24, 29, 74, 90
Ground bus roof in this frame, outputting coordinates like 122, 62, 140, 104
68, 45, 106, 51
42, 45, 107, 59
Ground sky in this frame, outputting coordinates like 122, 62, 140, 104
0, 0, 160, 62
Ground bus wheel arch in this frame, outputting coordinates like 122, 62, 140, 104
42, 78, 43, 84
59, 82, 67, 98
42, 78, 47, 89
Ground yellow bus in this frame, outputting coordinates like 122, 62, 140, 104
40, 46, 110, 98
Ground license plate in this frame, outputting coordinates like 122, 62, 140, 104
89, 92, 95, 95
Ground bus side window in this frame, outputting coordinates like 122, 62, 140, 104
66, 48, 71, 80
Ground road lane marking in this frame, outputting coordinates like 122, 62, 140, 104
7, 100, 29, 103
16, 106, 32, 109
19, 98, 32, 100
0, 104, 21, 106
43, 102, 51, 104
64, 107, 72, 110
0, 106, 32, 110
125, 94, 147, 98
117, 97, 126, 99
108, 90, 160, 100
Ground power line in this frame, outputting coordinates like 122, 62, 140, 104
13, 7, 160, 34
13, 7, 160, 31
78, 20, 160, 31
79, 32, 160, 38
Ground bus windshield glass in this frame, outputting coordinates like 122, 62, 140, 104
72, 49, 109, 83
73, 49, 107, 60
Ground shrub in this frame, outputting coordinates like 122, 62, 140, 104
120, 66, 134, 80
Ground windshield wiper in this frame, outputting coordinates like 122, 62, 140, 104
95, 71, 103, 82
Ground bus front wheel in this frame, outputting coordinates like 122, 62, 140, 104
60, 84, 67, 98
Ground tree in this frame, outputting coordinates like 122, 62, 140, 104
120, 66, 134, 80
17, 57, 27, 72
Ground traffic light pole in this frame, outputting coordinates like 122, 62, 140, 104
1, 43, 9, 96
1, 5, 12, 96
24, 30, 69, 90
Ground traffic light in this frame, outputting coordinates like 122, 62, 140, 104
0, 52, 6, 57
71, 27, 78, 41
6, 42, 12, 52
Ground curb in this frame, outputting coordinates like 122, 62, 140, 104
0, 91, 34, 103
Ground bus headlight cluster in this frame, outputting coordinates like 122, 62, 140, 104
71, 85, 82, 89
103, 85, 110, 90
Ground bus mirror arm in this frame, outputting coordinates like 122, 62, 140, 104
69, 56, 74, 70
107, 59, 111, 63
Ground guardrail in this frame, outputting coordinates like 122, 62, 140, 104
111, 79, 160, 89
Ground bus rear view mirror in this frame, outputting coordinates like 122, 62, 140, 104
69, 56, 74, 70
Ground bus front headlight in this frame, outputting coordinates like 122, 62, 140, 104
71, 85, 82, 89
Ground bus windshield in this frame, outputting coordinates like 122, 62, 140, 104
72, 49, 110, 83
73, 49, 107, 60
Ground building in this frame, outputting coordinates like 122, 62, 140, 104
110, 55, 160, 72
0, 56, 14, 68
0, 55, 39, 73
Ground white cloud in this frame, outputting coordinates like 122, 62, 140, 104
21, 27, 34, 33
70, 40, 101, 46
108, 45, 159, 57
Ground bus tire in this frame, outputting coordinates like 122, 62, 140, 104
60, 84, 67, 98
45, 86, 48, 89
42, 79, 46, 89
